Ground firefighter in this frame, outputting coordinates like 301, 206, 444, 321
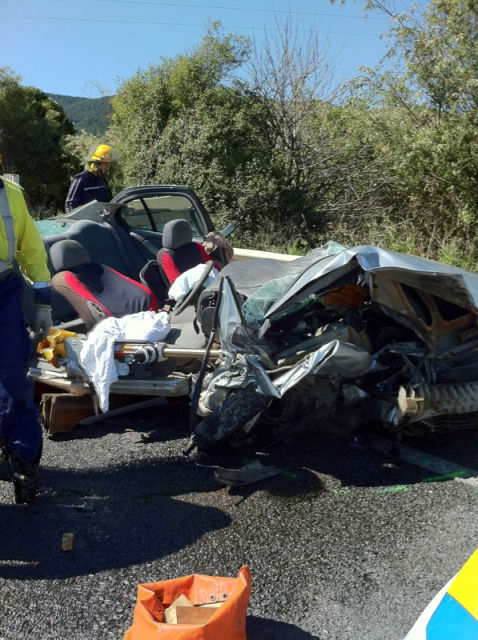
0, 175, 52, 503
65, 143, 115, 213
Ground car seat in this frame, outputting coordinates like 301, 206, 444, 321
156, 219, 215, 286
139, 260, 170, 304
50, 239, 159, 330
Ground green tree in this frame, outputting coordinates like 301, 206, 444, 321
111, 23, 250, 185
0, 68, 78, 212
113, 24, 300, 246
331, 0, 478, 267
149, 84, 283, 243
112, 21, 353, 250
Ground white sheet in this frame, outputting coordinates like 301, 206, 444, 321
79, 311, 170, 412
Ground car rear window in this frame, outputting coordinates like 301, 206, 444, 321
120, 194, 206, 238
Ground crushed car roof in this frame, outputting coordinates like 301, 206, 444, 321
264, 245, 478, 320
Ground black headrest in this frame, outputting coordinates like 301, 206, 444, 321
162, 219, 193, 250
49, 239, 91, 272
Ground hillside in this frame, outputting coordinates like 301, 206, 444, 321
49, 93, 113, 135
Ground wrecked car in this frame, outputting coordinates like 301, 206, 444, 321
188, 242, 478, 451
29, 185, 478, 450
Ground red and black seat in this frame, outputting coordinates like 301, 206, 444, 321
156, 219, 215, 286
50, 239, 159, 331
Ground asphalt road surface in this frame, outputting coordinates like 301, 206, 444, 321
0, 400, 476, 640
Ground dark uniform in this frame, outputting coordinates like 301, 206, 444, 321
65, 169, 111, 212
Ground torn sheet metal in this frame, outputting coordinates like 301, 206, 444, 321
263, 246, 478, 328
214, 272, 373, 401
31, 228, 478, 449
271, 341, 373, 398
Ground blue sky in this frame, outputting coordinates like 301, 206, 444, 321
5, 0, 416, 98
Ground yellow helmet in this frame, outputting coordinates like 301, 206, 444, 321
88, 144, 114, 163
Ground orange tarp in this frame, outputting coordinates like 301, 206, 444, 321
124, 565, 251, 640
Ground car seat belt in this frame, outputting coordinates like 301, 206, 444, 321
129, 231, 161, 259
102, 220, 144, 278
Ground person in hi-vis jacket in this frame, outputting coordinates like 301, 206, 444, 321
0, 175, 52, 503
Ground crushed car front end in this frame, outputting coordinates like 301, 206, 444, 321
189, 243, 478, 450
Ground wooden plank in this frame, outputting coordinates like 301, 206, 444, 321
34, 380, 62, 403
42, 393, 95, 435
175, 606, 217, 625
41, 392, 158, 435
61, 532, 75, 551
164, 594, 193, 624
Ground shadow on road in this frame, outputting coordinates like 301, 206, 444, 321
39, 403, 478, 512
247, 616, 321, 639
0, 457, 231, 580
49, 398, 191, 444
214, 426, 478, 497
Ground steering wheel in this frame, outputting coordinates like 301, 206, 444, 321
172, 260, 215, 316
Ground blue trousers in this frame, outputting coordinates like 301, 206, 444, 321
0, 272, 42, 462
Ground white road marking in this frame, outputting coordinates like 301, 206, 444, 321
371, 436, 477, 484
456, 476, 478, 488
